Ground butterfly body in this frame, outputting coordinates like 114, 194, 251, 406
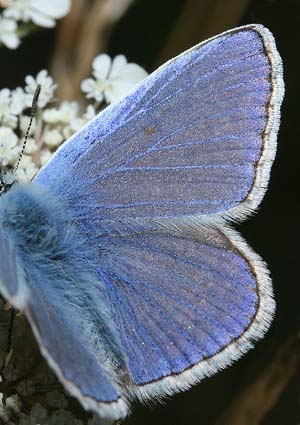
0, 24, 284, 421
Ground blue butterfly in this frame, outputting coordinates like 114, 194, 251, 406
0, 24, 284, 421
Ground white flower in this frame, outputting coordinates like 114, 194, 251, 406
48, 409, 83, 425
83, 104, 97, 121
0, 127, 20, 166
46, 391, 68, 409
0, 393, 22, 422
11, 87, 27, 114
0, 17, 20, 49
43, 101, 78, 125
0, 89, 18, 128
16, 154, 37, 182
19, 115, 36, 134
4, 0, 71, 28
5, 393, 22, 414
68, 104, 96, 133
81, 54, 148, 104
34, 368, 55, 385
40, 149, 52, 165
43, 128, 64, 147
23, 137, 38, 153
19, 403, 48, 425
25, 70, 56, 108
17, 379, 36, 396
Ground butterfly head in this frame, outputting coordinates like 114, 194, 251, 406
0, 171, 17, 196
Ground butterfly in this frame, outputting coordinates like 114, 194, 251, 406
0, 24, 284, 422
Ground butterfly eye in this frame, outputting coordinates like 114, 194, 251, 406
0, 178, 5, 195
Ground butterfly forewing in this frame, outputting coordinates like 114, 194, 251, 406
35, 25, 283, 227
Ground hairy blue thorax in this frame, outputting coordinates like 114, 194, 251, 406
0, 180, 127, 373
0, 182, 74, 257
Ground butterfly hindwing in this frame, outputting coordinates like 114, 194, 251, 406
96, 225, 274, 399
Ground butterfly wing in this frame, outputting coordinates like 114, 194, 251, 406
95, 224, 274, 398
0, 189, 128, 421
15, 24, 282, 414
35, 24, 284, 229
25, 275, 127, 420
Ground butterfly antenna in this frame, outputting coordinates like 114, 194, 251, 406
13, 84, 41, 174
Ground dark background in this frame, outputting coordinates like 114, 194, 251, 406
1, 0, 299, 424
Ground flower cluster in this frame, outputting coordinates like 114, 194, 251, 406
0, 51, 147, 424
0, 299, 85, 425
81, 53, 148, 104
0, 394, 85, 425
0, 0, 71, 49
0, 55, 147, 184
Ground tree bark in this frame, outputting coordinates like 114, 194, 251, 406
156, 0, 253, 66
215, 333, 300, 425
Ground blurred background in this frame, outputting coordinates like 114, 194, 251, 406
1, 0, 300, 424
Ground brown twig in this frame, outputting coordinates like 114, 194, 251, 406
51, 0, 135, 102
50, 0, 86, 101
155, 0, 253, 66
215, 332, 300, 425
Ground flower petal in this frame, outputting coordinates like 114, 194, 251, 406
103, 62, 148, 103
92, 54, 112, 79
11, 87, 27, 114
3, 9, 21, 21
30, 0, 71, 19
1, 32, 19, 49
104, 80, 135, 104
109, 55, 127, 78
81, 78, 104, 102
28, 9, 56, 28
80, 78, 96, 93
114, 63, 148, 84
